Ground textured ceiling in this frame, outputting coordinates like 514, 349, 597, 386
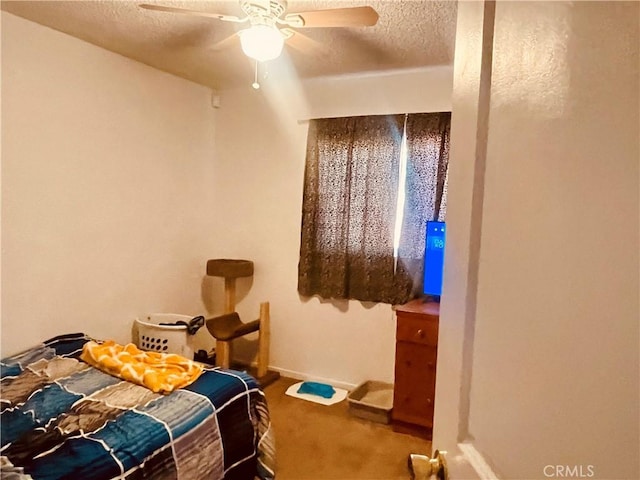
2, 0, 457, 89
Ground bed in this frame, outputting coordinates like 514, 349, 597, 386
0, 333, 275, 480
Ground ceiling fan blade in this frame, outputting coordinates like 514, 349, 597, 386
281, 28, 324, 55
138, 4, 245, 23
210, 32, 241, 51
284, 6, 378, 28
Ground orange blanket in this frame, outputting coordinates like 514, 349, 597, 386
80, 340, 203, 394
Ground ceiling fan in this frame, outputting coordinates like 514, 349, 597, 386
139, 0, 379, 62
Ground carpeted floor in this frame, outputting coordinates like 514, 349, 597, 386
263, 377, 431, 480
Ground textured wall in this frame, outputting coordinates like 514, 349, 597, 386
1, 13, 217, 355
466, 2, 639, 478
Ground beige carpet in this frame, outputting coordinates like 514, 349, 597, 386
263, 377, 431, 480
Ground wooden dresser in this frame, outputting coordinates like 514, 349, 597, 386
392, 299, 439, 437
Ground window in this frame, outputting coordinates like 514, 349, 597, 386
298, 112, 450, 304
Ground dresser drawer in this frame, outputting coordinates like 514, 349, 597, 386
392, 300, 439, 435
396, 315, 438, 346
392, 343, 437, 427
395, 342, 437, 370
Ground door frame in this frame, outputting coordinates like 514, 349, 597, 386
431, 1, 499, 477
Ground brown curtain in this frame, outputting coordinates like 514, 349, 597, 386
395, 112, 451, 300
298, 112, 451, 305
297, 115, 407, 303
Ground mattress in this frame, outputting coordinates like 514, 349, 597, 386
0, 333, 275, 480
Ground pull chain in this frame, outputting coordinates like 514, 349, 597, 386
252, 61, 260, 89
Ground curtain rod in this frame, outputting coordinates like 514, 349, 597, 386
298, 111, 451, 125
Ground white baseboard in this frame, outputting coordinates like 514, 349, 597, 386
458, 442, 500, 480
269, 366, 359, 391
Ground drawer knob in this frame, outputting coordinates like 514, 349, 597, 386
416, 329, 425, 338
427, 398, 432, 404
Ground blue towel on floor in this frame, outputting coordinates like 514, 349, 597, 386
297, 381, 336, 399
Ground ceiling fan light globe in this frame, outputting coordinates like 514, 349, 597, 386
239, 25, 285, 62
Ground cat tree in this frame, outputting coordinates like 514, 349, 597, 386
205, 259, 279, 386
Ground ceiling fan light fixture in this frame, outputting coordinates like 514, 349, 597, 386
239, 25, 284, 62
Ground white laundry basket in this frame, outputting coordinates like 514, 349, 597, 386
134, 313, 196, 359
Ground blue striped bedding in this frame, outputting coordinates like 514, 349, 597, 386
0, 333, 275, 480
